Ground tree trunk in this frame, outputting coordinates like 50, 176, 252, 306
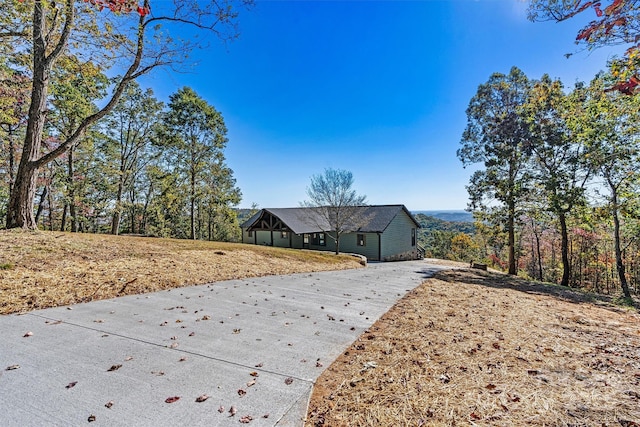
559, 211, 570, 287
7, 2, 52, 229
190, 169, 196, 240
34, 186, 47, 225
7, 159, 41, 229
69, 195, 78, 232
61, 203, 68, 231
507, 200, 516, 275
8, 134, 16, 196
533, 224, 543, 281
47, 183, 54, 230
111, 181, 123, 235
65, 146, 74, 232
612, 192, 631, 298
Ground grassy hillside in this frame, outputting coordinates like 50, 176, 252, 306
0, 230, 362, 315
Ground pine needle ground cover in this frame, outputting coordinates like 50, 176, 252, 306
0, 230, 362, 315
307, 269, 640, 426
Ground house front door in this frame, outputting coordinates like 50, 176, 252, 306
303, 233, 310, 249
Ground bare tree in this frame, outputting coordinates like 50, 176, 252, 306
302, 168, 367, 255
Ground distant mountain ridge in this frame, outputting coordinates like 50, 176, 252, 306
413, 210, 473, 223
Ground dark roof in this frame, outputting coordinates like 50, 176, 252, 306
241, 205, 419, 234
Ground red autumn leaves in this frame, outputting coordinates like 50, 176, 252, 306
83, 0, 150, 16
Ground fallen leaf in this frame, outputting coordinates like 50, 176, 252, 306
218, 405, 225, 413
262, 413, 270, 418
316, 361, 323, 367
238, 388, 246, 396
284, 377, 294, 385
188, 332, 195, 337
105, 401, 114, 409
233, 328, 241, 334
23, 331, 33, 338
5, 365, 20, 371
201, 315, 211, 320
93, 319, 104, 324
247, 379, 256, 387
124, 356, 133, 361
169, 343, 178, 349
239, 415, 253, 423
170, 336, 178, 340
66, 381, 78, 389
179, 357, 187, 362
195, 394, 209, 402
486, 383, 497, 390
470, 412, 481, 421
255, 362, 264, 368
151, 371, 165, 376
249, 371, 259, 377
107, 364, 122, 372
88, 414, 96, 422
165, 396, 180, 403
229, 406, 237, 416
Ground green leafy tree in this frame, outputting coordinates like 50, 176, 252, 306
201, 163, 242, 241
160, 87, 232, 240
49, 55, 108, 232
458, 66, 533, 275
0, 62, 29, 221
302, 168, 368, 255
449, 232, 479, 262
579, 74, 640, 298
524, 75, 591, 286
2, 0, 253, 229
99, 81, 163, 235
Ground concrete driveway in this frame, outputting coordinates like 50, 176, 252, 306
0, 260, 444, 426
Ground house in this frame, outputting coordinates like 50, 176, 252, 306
240, 204, 423, 261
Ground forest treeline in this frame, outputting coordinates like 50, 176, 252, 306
451, 67, 639, 299
0, 76, 242, 241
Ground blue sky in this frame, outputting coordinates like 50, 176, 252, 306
141, 0, 622, 211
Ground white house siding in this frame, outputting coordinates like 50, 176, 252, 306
380, 212, 417, 261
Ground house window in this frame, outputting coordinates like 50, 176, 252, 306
312, 233, 326, 246
248, 230, 253, 237
357, 234, 366, 247
411, 228, 416, 246
281, 231, 288, 239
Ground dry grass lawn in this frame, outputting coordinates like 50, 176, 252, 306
307, 269, 640, 426
0, 229, 362, 315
